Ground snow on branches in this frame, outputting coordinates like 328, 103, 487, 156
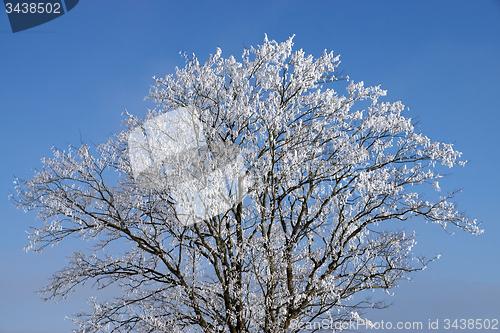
13, 35, 481, 333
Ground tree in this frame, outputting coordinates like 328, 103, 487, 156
12, 35, 482, 333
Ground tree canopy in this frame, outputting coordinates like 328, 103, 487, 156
12, 35, 481, 333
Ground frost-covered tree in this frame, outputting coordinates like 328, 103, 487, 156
12, 35, 482, 333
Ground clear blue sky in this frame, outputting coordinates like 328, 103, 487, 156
1, 1, 499, 332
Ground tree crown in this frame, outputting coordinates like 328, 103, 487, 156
12, 35, 481, 333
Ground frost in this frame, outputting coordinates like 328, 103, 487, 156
11, 35, 480, 333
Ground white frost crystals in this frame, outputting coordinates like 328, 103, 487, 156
128, 106, 247, 226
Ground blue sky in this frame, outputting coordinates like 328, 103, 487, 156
1, 1, 499, 332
